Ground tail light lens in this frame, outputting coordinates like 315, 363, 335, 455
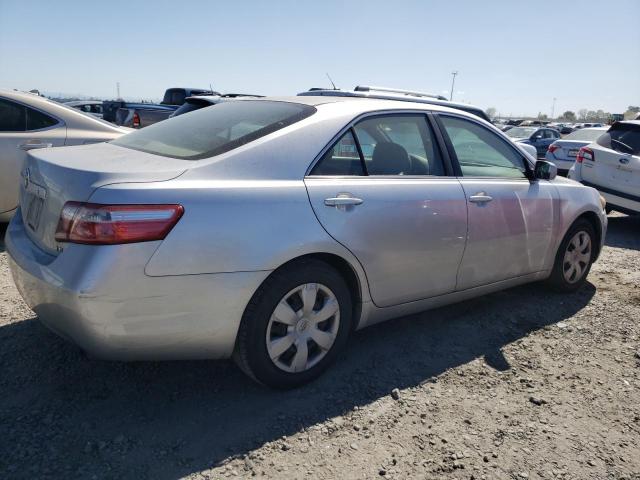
576, 147, 594, 163
133, 112, 141, 128
55, 202, 184, 245
548, 144, 559, 153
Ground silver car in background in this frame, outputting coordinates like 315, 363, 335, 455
0, 89, 129, 221
6, 97, 607, 388
545, 127, 608, 174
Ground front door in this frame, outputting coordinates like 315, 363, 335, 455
437, 114, 556, 290
0, 97, 66, 215
305, 114, 468, 307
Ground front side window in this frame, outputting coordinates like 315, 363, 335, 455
440, 115, 527, 178
0, 99, 26, 131
112, 100, 316, 160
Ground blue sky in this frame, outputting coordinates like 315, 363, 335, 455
1, 0, 638, 116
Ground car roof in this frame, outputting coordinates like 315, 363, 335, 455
297, 88, 489, 120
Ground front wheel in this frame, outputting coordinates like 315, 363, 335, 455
234, 259, 352, 389
546, 219, 596, 292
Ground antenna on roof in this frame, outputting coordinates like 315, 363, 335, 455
326, 73, 337, 90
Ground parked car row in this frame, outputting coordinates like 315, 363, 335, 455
2, 84, 614, 388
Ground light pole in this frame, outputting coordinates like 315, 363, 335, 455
449, 71, 458, 101
551, 97, 557, 120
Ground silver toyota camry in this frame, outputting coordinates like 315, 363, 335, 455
6, 96, 607, 388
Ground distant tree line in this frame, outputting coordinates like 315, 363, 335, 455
484, 106, 639, 122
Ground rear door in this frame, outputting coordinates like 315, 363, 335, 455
0, 97, 66, 215
305, 113, 468, 307
436, 114, 556, 290
581, 122, 640, 206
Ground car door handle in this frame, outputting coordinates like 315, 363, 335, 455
469, 192, 493, 204
19, 142, 53, 151
324, 195, 363, 207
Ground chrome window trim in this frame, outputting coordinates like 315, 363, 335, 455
0, 96, 65, 133
305, 109, 450, 178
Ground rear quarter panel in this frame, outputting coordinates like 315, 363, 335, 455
88, 179, 372, 301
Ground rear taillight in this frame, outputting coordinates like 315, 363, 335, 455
55, 202, 184, 245
548, 144, 560, 153
132, 112, 141, 128
576, 147, 594, 163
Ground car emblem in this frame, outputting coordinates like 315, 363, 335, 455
22, 168, 31, 189
619, 158, 630, 165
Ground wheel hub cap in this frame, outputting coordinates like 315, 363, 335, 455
266, 283, 340, 373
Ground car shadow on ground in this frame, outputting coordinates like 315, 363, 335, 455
0, 280, 596, 479
604, 214, 639, 251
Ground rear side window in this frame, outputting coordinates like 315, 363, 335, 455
311, 130, 364, 176
310, 115, 445, 176
26, 107, 58, 130
112, 100, 316, 160
597, 123, 640, 155
0, 99, 26, 131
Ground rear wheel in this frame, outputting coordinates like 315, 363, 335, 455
546, 219, 595, 292
234, 259, 352, 389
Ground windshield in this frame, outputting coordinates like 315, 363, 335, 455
112, 100, 316, 160
505, 127, 537, 138
564, 128, 606, 141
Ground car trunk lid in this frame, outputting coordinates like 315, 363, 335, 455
550, 140, 590, 160
20, 142, 187, 255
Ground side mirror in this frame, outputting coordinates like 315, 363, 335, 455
534, 160, 557, 180
531, 134, 542, 141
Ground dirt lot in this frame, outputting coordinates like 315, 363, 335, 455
0, 214, 638, 480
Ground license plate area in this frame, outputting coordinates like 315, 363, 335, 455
26, 194, 44, 231
568, 149, 578, 157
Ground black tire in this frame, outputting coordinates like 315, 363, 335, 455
233, 259, 352, 389
546, 219, 596, 292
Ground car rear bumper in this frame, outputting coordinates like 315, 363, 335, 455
545, 153, 575, 172
6, 212, 270, 360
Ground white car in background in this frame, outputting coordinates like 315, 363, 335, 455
0, 90, 129, 222
545, 127, 607, 174
569, 121, 640, 215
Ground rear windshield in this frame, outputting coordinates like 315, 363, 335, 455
564, 128, 606, 141
597, 122, 640, 156
111, 100, 316, 160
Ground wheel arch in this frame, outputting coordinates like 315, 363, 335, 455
574, 210, 603, 260
265, 252, 365, 331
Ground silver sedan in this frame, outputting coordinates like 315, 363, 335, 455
0, 89, 129, 221
6, 97, 607, 388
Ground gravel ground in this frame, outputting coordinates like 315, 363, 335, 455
0, 214, 638, 480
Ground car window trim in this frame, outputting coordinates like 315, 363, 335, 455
305, 109, 454, 178
433, 112, 534, 181
0, 96, 65, 133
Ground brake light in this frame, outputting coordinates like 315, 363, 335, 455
55, 202, 184, 245
548, 144, 560, 153
132, 112, 141, 128
576, 147, 594, 163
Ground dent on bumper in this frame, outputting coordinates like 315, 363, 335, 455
6, 216, 270, 361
